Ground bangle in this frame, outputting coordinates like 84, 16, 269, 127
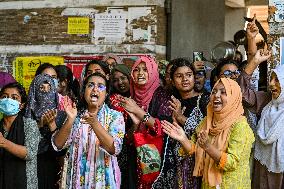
218, 152, 227, 169
141, 112, 151, 123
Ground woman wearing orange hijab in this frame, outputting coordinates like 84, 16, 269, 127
162, 78, 255, 189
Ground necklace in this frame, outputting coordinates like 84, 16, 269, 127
3, 128, 8, 138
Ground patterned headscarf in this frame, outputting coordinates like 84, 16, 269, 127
25, 74, 59, 121
130, 56, 160, 111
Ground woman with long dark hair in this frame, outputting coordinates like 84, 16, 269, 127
52, 72, 125, 188
0, 82, 40, 189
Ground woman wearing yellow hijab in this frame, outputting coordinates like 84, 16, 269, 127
162, 78, 255, 189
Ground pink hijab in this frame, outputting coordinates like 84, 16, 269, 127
130, 56, 160, 111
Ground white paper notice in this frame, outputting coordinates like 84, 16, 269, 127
128, 7, 151, 23
133, 28, 148, 41
94, 13, 126, 38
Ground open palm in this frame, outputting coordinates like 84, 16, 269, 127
161, 120, 187, 142
63, 96, 77, 119
253, 48, 271, 65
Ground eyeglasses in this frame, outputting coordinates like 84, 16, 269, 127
86, 82, 106, 92
221, 70, 241, 78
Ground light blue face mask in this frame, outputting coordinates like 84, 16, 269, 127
0, 98, 20, 116
53, 78, 59, 89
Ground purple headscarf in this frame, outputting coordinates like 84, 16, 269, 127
0, 72, 16, 89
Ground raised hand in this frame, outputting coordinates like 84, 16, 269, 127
169, 96, 186, 123
252, 47, 272, 65
63, 96, 77, 120
162, 120, 187, 142
119, 97, 140, 114
246, 14, 259, 39
197, 130, 209, 150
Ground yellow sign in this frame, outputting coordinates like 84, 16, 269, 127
13, 56, 64, 92
68, 17, 89, 34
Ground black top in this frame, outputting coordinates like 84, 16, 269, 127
0, 113, 27, 189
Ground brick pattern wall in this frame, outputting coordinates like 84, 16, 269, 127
0, 8, 91, 45
0, 6, 166, 46
0, 5, 167, 75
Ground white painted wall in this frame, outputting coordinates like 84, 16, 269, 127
225, 6, 247, 42
0, 44, 166, 55
0, 0, 165, 10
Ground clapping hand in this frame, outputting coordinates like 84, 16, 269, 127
119, 97, 140, 114
119, 97, 142, 124
63, 96, 77, 120
39, 109, 57, 130
169, 96, 186, 123
81, 111, 98, 125
197, 130, 209, 150
162, 120, 187, 142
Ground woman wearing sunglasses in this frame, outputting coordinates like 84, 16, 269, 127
216, 60, 241, 81
214, 60, 258, 139
52, 72, 125, 189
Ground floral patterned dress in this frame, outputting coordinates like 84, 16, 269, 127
52, 104, 125, 189
174, 94, 208, 189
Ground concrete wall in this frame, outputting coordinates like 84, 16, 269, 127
170, 0, 225, 60
225, 6, 246, 42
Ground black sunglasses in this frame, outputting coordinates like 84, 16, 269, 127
221, 70, 241, 77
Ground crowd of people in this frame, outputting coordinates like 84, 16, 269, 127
0, 16, 283, 189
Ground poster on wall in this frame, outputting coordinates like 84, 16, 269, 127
64, 55, 103, 80
91, 6, 157, 45
94, 13, 126, 38
128, 7, 153, 43
68, 17, 90, 34
93, 13, 127, 44
13, 56, 64, 92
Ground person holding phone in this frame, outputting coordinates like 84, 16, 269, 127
193, 52, 211, 93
